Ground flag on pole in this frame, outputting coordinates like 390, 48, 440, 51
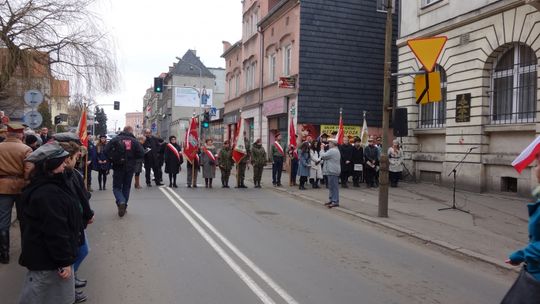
289, 115, 298, 159
232, 116, 247, 163
77, 106, 88, 147
512, 136, 540, 173
183, 117, 199, 164
336, 109, 344, 145
360, 112, 369, 146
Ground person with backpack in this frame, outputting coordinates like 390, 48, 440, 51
104, 126, 144, 217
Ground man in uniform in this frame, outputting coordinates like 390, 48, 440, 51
236, 134, 250, 188
218, 140, 233, 188
0, 123, 33, 263
271, 133, 285, 187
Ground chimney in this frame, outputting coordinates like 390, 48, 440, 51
222, 41, 231, 53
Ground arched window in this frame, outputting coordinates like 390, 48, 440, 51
420, 65, 447, 128
491, 44, 537, 123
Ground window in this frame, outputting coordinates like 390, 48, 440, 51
491, 44, 537, 124
245, 66, 251, 90
56, 102, 62, 111
251, 62, 256, 88
269, 54, 276, 83
228, 77, 232, 98
376, 0, 395, 12
283, 45, 292, 76
235, 75, 239, 97
420, 65, 447, 128
421, 0, 442, 7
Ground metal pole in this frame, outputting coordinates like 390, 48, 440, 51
198, 68, 202, 141
378, 0, 393, 218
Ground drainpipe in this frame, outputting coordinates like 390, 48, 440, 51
258, 25, 264, 142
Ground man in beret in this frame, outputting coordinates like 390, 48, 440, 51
0, 123, 33, 263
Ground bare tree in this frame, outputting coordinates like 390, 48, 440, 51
0, 0, 119, 105
67, 93, 95, 126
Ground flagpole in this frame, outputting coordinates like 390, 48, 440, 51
83, 103, 88, 190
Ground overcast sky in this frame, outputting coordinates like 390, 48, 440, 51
94, 0, 242, 131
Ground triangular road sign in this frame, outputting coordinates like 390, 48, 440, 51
407, 36, 447, 72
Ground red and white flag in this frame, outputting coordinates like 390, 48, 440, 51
183, 117, 199, 164
512, 136, 540, 173
337, 110, 344, 145
77, 107, 88, 147
232, 117, 247, 163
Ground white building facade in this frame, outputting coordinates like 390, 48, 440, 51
398, 0, 540, 195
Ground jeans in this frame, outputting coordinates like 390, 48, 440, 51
112, 168, 135, 205
290, 159, 299, 184
74, 235, 89, 272
0, 194, 17, 231
327, 175, 339, 204
272, 157, 284, 185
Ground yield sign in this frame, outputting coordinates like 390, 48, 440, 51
407, 36, 447, 72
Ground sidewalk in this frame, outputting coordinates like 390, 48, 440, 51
244, 168, 529, 271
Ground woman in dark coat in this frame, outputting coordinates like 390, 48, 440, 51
92, 135, 110, 190
164, 136, 182, 188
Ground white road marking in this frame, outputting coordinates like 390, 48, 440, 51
163, 187, 300, 304
158, 187, 277, 304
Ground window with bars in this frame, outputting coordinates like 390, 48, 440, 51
491, 44, 537, 124
419, 65, 447, 128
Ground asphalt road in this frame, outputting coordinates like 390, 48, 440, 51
0, 170, 514, 304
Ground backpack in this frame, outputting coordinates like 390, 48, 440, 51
109, 139, 127, 166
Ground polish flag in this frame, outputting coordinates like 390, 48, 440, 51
337, 110, 344, 145
183, 117, 199, 164
512, 136, 540, 173
232, 117, 247, 163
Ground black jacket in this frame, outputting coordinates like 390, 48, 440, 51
18, 173, 82, 270
352, 146, 364, 165
64, 169, 94, 231
339, 144, 355, 173
143, 136, 161, 165
105, 132, 145, 171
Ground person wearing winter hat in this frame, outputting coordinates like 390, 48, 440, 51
18, 142, 81, 304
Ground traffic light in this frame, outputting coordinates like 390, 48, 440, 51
54, 115, 61, 125
202, 112, 210, 128
114, 101, 120, 110
154, 77, 164, 93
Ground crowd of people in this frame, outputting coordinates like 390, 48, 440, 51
0, 119, 405, 303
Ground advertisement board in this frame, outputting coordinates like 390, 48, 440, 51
174, 87, 213, 107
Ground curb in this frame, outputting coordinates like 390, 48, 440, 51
268, 185, 517, 273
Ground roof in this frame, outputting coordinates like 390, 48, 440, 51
221, 41, 242, 58
170, 49, 215, 78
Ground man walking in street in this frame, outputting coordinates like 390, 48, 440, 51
143, 128, 163, 186
271, 133, 285, 187
0, 123, 33, 263
104, 126, 144, 217
320, 138, 341, 208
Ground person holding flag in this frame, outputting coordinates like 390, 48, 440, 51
201, 138, 217, 188
271, 132, 285, 187
232, 117, 249, 188
184, 116, 200, 188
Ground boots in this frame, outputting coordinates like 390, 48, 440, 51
205, 178, 209, 188
0, 230, 10, 264
209, 179, 213, 188
134, 176, 142, 189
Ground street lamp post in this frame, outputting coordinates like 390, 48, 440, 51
176, 57, 203, 139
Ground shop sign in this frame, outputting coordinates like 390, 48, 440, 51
263, 98, 286, 116
320, 124, 361, 138
278, 76, 296, 89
